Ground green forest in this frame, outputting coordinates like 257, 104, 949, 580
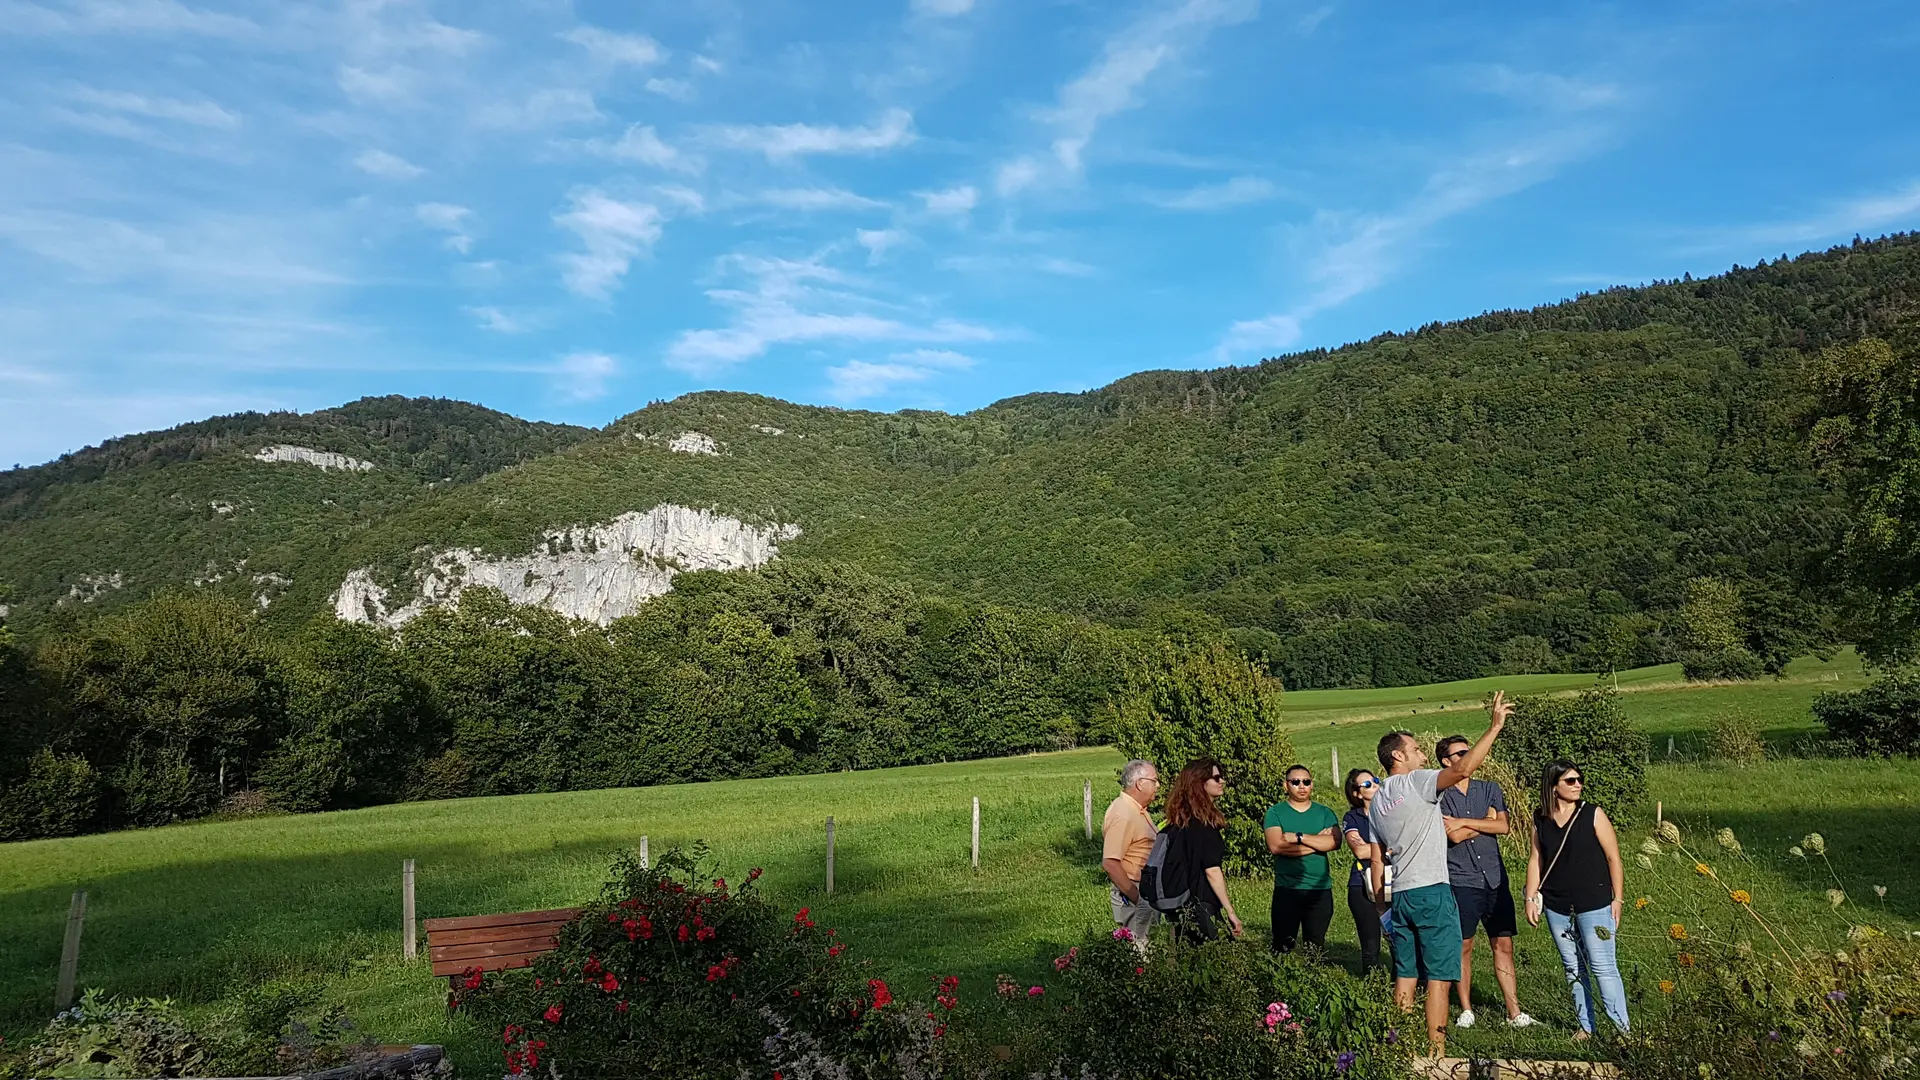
4, 234, 1920, 840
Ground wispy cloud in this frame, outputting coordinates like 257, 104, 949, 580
911, 0, 976, 15
553, 350, 618, 401
354, 148, 424, 179
940, 253, 1097, 277
69, 86, 238, 127
476, 87, 603, 130
8, 0, 259, 38
1462, 64, 1620, 110
751, 188, 888, 211
415, 202, 473, 254
1148, 175, 1276, 210
857, 228, 905, 264
555, 191, 663, 299
466, 305, 525, 333
826, 348, 975, 401
1686, 180, 1920, 254
1004, 0, 1257, 191
919, 184, 978, 216
560, 25, 664, 66
664, 251, 994, 373
588, 124, 703, 174
645, 77, 693, 101
704, 108, 915, 159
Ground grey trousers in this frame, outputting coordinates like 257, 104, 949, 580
1110, 884, 1160, 949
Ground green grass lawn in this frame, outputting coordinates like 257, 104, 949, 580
2, 650, 1906, 1070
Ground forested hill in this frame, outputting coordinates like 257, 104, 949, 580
5, 235, 1918, 688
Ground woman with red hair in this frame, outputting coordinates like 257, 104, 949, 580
1163, 757, 1245, 943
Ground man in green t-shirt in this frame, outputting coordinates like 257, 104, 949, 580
1263, 764, 1341, 953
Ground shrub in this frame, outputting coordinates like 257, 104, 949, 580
1116, 639, 1293, 873
1680, 646, 1767, 682
0, 749, 101, 840
1812, 670, 1920, 756
455, 845, 940, 1080
1026, 933, 1413, 1080
1494, 687, 1648, 823
1710, 709, 1767, 764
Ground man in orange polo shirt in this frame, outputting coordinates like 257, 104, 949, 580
1102, 758, 1162, 946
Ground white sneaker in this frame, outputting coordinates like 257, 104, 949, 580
1508, 1012, 1537, 1028
1455, 1010, 1476, 1029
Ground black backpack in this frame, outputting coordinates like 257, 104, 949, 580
1139, 826, 1191, 913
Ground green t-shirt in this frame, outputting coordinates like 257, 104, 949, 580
1264, 800, 1339, 889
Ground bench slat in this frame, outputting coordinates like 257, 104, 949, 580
431, 937, 563, 964
432, 950, 550, 978
424, 907, 581, 933
427, 920, 575, 948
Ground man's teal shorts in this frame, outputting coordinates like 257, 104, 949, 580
1390, 883, 1463, 982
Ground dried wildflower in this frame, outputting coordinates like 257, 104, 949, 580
1789, 846, 1805, 858
1637, 854, 1655, 871
1678, 953, 1695, 968
1828, 888, 1847, 908
1659, 980, 1675, 994
1695, 862, 1713, 877
1803, 833, 1826, 856
1715, 827, 1742, 853
1874, 885, 1888, 899
1635, 897, 1651, 911
1640, 837, 1665, 857
1658, 821, 1682, 845
1731, 890, 1752, 905
1669, 924, 1689, 941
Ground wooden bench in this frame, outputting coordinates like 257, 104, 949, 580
424, 907, 583, 981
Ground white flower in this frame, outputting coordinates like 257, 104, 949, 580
1803, 833, 1827, 856
1874, 885, 1888, 899
1789, 846, 1805, 858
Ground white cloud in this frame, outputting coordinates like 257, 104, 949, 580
561, 26, 664, 65
415, 202, 473, 253
555, 191, 663, 299
857, 228, 905, 264
645, 77, 693, 101
590, 124, 703, 174
70, 87, 238, 127
691, 55, 724, 74
9, 0, 258, 38
337, 65, 409, 101
477, 88, 603, 129
1217, 314, 1301, 360
664, 252, 994, 373
1689, 180, 1920, 254
752, 187, 887, 211
705, 108, 915, 159
919, 184, 978, 216
940, 253, 1096, 277
653, 184, 707, 213
1464, 65, 1620, 111
1150, 175, 1275, 210
911, 0, 975, 15
354, 148, 424, 179
466, 305, 524, 333
553, 351, 618, 401
826, 348, 975, 402
999, 0, 1256, 192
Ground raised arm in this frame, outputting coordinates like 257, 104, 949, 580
1435, 691, 1512, 790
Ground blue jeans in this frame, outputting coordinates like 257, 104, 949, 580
1544, 905, 1630, 1033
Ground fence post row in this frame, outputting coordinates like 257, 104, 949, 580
402, 860, 417, 962
55, 890, 87, 1013
825, 817, 836, 894
971, 797, 981, 870
1083, 779, 1093, 840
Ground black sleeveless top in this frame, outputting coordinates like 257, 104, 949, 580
1535, 803, 1612, 915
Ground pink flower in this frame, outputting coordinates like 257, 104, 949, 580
1027, 986, 1044, 998
542, 1004, 563, 1023
1112, 926, 1134, 942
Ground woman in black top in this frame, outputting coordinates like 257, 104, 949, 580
1340, 769, 1387, 972
1523, 759, 1628, 1037
1163, 757, 1244, 943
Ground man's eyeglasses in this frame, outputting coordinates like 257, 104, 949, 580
1286, 778, 1313, 786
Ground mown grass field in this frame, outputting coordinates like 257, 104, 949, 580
3, 651, 1909, 1069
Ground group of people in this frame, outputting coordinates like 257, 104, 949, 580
1098, 692, 1631, 1055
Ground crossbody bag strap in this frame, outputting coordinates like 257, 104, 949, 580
1536, 802, 1587, 899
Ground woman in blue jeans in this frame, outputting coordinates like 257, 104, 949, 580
1523, 759, 1629, 1039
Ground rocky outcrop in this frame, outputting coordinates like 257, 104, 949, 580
332, 504, 799, 627
253, 445, 375, 471
668, 432, 722, 455
61, 572, 124, 605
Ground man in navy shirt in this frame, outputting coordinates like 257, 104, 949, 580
1437, 735, 1534, 1031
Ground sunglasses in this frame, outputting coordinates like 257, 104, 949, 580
1356, 779, 1376, 790
1208, 773, 1226, 782
1559, 776, 1584, 786
1287, 778, 1313, 786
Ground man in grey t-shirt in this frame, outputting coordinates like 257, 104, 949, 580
1368, 691, 1511, 1057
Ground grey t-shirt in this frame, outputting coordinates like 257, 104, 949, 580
1369, 768, 1449, 893
1440, 778, 1509, 890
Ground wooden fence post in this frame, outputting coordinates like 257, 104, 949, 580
825, 817, 836, 894
639, 835, 650, 870
972, 797, 981, 870
55, 890, 86, 1013
402, 861, 417, 962
1331, 747, 1341, 785
1083, 780, 1093, 840
1656, 802, 1663, 827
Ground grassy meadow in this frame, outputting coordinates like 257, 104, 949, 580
2, 650, 1910, 1068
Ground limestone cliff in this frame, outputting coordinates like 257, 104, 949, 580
332, 504, 799, 627
253, 445, 375, 471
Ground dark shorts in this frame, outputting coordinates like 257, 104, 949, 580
1390, 883, 1463, 982
1453, 884, 1518, 939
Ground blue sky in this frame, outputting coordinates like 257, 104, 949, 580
3, 0, 1919, 467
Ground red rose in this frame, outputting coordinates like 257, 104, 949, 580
601, 973, 620, 993
869, 978, 893, 1009
678, 925, 691, 942
615, 1000, 629, 1014
706, 964, 727, 982
543, 1004, 563, 1023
